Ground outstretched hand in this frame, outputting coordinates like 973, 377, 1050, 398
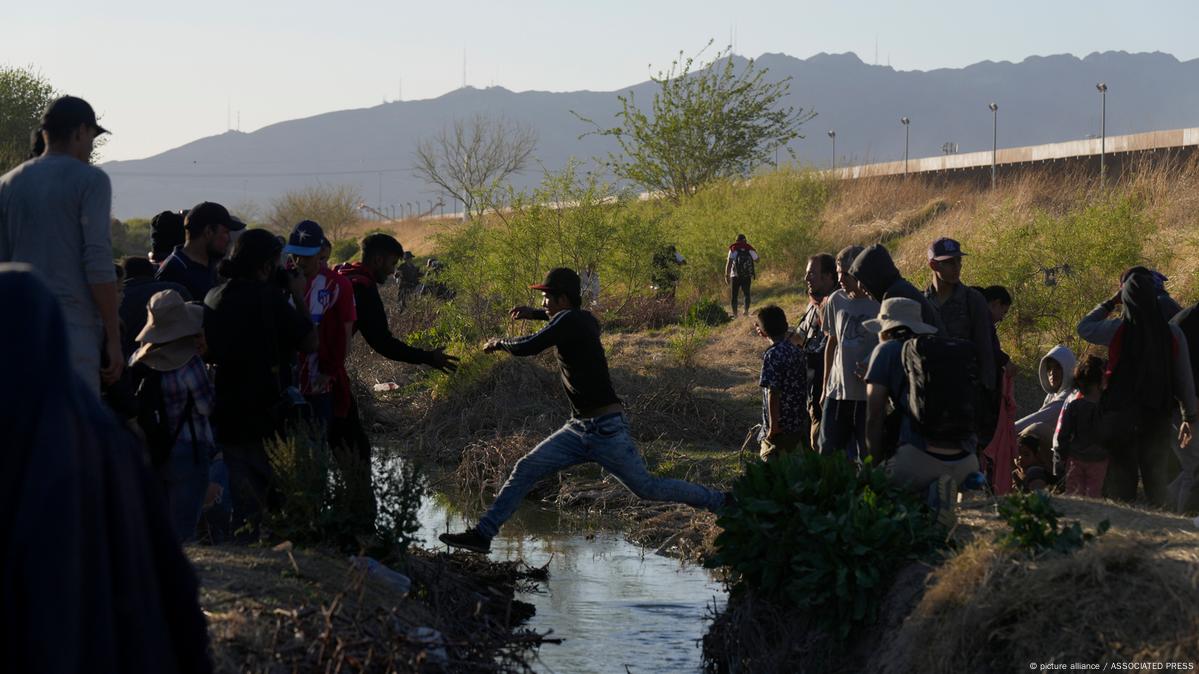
482, 338, 504, 354
509, 306, 539, 320
426, 347, 460, 373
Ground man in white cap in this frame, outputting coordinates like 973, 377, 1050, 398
130, 289, 214, 542
863, 297, 979, 526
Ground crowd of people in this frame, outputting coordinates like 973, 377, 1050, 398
5, 94, 1199, 668
744, 234, 1199, 524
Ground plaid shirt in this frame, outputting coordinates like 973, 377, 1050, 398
162, 355, 215, 450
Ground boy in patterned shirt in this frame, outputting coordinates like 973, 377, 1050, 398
755, 305, 808, 460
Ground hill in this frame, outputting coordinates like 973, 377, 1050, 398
102, 51, 1199, 220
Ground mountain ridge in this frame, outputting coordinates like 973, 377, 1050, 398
103, 50, 1199, 219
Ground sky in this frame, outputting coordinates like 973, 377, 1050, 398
6, 0, 1197, 161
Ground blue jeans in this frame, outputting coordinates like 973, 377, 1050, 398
162, 441, 211, 543
819, 398, 867, 461
477, 414, 725, 538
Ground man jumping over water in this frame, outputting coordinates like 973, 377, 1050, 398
439, 267, 726, 553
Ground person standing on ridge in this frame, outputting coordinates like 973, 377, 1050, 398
439, 267, 727, 554
0, 95, 119, 392
819, 246, 879, 461
725, 234, 758, 316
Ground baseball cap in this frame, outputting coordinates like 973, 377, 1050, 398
928, 237, 967, 261
41, 96, 109, 135
184, 201, 234, 234
284, 220, 325, 257
228, 215, 247, 232
530, 267, 581, 298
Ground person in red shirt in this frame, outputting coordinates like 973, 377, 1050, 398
284, 220, 356, 427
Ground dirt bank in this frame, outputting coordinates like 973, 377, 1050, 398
192, 544, 553, 672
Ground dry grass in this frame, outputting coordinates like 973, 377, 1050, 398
344, 216, 465, 257
703, 493, 1199, 673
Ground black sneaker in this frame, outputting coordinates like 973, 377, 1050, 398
439, 528, 492, 554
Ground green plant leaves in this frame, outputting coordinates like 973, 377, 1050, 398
706, 452, 945, 642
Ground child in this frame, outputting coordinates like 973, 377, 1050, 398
130, 289, 215, 542
754, 305, 808, 460
1052, 356, 1110, 497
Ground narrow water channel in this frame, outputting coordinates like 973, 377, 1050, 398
416, 490, 726, 673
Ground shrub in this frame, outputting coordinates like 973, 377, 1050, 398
997, 491, 1110, 556
330, 237, 359, 263
706, 453, 945, 641
683, 297, 731, 327
265, 423, 426, 556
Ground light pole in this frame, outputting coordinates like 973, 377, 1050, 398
827, 130, 836, 169
988, 102, 999, 189
406, 202, 413, 219
900, 117, 911, 176
1096, 82, 1108, 184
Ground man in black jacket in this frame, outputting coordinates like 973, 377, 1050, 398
335, 234, 457, 527
439, 267, 726, 554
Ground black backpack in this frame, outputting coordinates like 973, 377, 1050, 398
901, 335, 978, 446
733, 249, 755, 279
133, 365, 195, 467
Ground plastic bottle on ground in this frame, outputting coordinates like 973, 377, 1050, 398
350, 555, 411, 596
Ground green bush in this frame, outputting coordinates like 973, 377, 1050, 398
265, 423, 426, 556
997, 491, 1109, 556
706, 453, 945, 641
330, 237, 359, 263
961, 194, 1151, 368
684, 297, 731, 327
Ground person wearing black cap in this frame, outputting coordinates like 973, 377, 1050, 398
335, 233, 457, 531
149, 210, 186, 267
0, 95, 120, 393
439, 267, 727, 554
157, 201, 244, 302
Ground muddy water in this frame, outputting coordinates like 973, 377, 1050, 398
416, 494, 726, 673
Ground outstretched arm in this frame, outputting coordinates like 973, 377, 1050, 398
356, 284, 458, 371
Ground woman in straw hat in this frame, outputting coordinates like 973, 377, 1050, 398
131, 289, 214, 543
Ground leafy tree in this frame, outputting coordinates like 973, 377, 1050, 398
578, 43, 814, 203
412, 114, 537, 220
267, 184, 362, 242
0, 65, 56, 174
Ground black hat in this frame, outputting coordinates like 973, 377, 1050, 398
530, 267, 581, 298
284, 220, 325, 256
41, 96, 109, 135
184, 202, 234, 234
150, 210, 185, 252
927, 237, 967, 261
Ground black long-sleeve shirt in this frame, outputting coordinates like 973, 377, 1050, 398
499, 308, 620, 416
350, 280, 434, 365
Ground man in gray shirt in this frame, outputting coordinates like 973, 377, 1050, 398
0, 96, 119, 392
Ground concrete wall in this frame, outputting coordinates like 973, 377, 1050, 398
827, 127, 1199, 180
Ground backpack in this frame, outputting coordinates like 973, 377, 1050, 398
733, 249, 755, 279
901, 335, 978, 446
133, 365, 195, 467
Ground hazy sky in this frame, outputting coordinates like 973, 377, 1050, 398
6, 0, 1196, 161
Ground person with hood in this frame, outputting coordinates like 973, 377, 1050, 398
1013, 345, 1077, 489
335, 233, 457, 531
0, 264, 211, 674
1078, 271, 1197, 506
848, 244, 946, 335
